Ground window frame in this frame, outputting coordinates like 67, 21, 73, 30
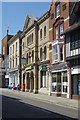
56, 4, 60, 18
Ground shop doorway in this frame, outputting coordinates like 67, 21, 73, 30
31, 71, 34, 91
72, 75, 78, 95
41, 71, 46, 88
23, 74, 25, 84
27, 72, 30, 90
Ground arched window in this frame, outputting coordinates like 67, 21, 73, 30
44, 46, 47, 60
40, 29, 42, 39
32, 50, 34, 63
23, 42, 24, 49
40, 48, 42, 61
44, 26, 46, 37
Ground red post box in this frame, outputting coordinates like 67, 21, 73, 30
22, 83, 25, 91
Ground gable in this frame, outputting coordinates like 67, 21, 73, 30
23, 14, 38, 32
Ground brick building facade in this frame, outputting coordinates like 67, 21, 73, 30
48, 0, 75, 98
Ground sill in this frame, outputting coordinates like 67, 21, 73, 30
27, 42, 33, 46
56, 15, 60, 20
44, 36, 46, 39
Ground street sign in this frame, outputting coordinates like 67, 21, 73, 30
42, 65, 47, 71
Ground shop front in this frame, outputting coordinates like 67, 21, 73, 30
48, 63, 69, 98
22, 66, 34, 92
9, 66, 20, 89
39, 65, 49, 95
71, 65, 80, 99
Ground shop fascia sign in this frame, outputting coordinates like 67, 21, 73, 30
51, 66, 66, 71
42, 65, 47, 71
21, 58, 26, 65
25, 66, 34, 71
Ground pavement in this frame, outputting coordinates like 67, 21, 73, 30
2, 88, 80, 110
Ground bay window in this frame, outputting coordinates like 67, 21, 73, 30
53, 45, 58, 62
55, 27, 58, 39
60, 24, 63, 38
60, 45, 63, 61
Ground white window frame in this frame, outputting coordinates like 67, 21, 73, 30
61, 72, 68, 94
55, 27, 58, 39
60, 24, 63, 38
59, 45, 63, 61
53, 45, 58, 63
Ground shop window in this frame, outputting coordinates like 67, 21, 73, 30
52, 86, 57, 92
63, 86, 67, 93
44, 26, 46, 37
62, 72, 68, 93
57, 85, 61, 92
57, 72, 61, 83
40, 29, 42, 39
52, 74, 56, 82
60, 24, 63, 38
53, 45, 58, 62
60, 45, 63, 61
63, 72, 68, 82
52, 73, 57, 92
55, 26, 58, 39
56, 4, 60, 18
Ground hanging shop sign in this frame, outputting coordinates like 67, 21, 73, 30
78, 75, 80, 95
21, 58, 26, 65
42, 65, 47, 71
25, 66, 34, 71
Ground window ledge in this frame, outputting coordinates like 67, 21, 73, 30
27, 42, 33, 46
44, 36, 46, 39
56, 15, 60, 20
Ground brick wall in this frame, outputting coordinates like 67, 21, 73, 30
49, 1, 74, 64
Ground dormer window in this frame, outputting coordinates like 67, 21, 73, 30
56, 4, 60, 18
